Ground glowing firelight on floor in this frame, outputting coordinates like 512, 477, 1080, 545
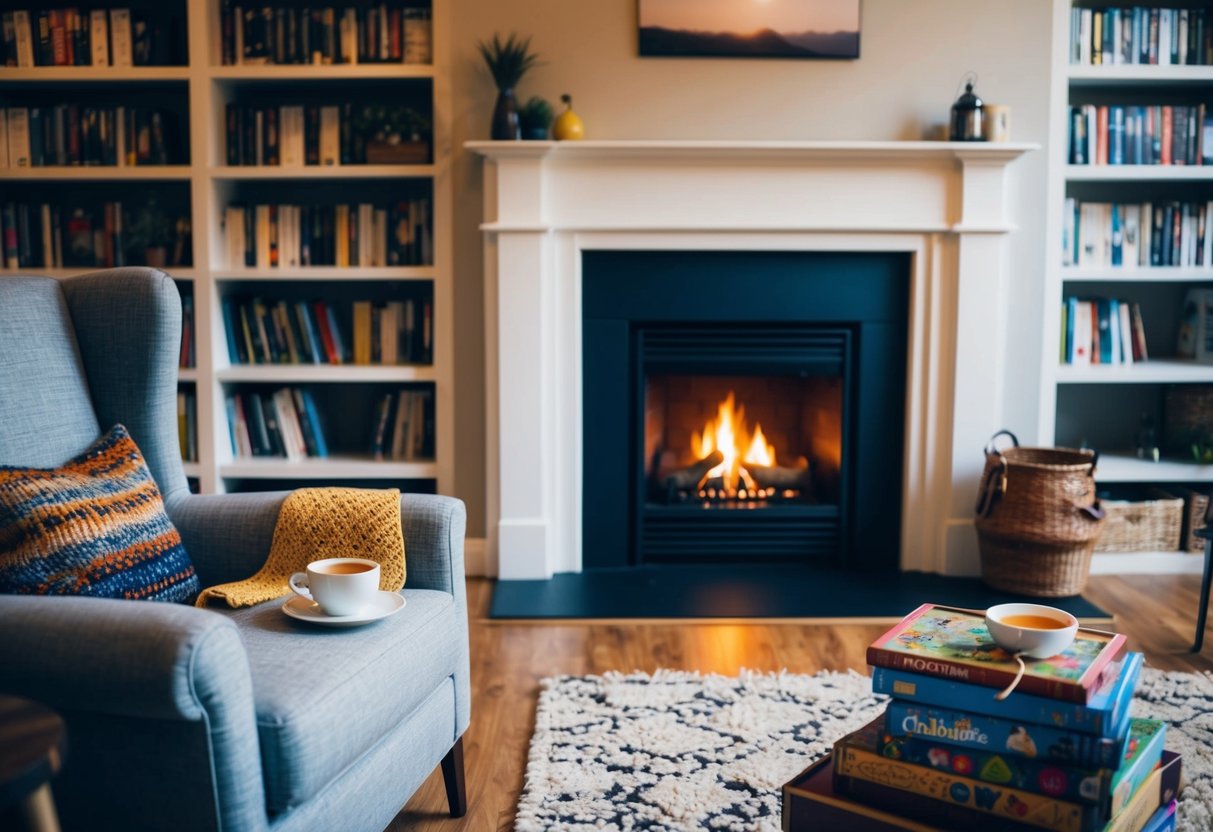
689, 392, 777, 494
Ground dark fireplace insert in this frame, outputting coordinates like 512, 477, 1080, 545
582, 250, 909, 572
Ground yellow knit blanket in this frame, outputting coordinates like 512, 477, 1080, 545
195, 487, 405, 609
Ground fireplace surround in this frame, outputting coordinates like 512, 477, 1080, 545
468, 140, 1035, 580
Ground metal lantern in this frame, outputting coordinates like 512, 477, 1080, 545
950, 74, 985, 142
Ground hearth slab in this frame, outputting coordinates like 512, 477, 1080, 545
489, 566, 1113, 623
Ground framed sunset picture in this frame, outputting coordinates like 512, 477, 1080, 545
638, 0, 860, 59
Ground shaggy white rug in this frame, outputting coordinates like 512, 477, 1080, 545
514, 667, 1213, 832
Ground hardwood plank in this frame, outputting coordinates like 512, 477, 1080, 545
391, 574, 1213, 830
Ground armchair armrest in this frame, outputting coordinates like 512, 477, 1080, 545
0, 595, 267, 831
400, 494, 467, 595
166, 491, 287, 587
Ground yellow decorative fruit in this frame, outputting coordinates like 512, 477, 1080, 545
552, 94, 584, 141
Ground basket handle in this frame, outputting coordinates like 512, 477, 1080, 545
975, 455, 1009, 518
1079, 501, 1106, 522
984, 429, 1019, 456
1087, 448, 1100, 476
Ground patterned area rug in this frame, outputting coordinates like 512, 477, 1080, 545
514, 668, 1213, 832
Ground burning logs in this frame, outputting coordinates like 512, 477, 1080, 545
663, 450, 725, 492
748, 461, 812, 491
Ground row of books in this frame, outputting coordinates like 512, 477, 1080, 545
1, 200, 191, 269
227, 387, 329, 460
1061, 297, 1149, 366
369, 387, 433, 461
180, 294, 195, 369
177, 389, 197, 463
220, 3, 431, 66
1067, 104, 1209, 166
793, 604, 1179, 832
221, 296, 432, 366
1, 106, 180, 168
1, 8, 172, 68
222, 200, 431, 268
224, 103, 427, 167
1062, 200, 1213, 268
1069, 7, 1213, 66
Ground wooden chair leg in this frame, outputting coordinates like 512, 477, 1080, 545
1193, 537, 1213, 653
440, 737, 467, 818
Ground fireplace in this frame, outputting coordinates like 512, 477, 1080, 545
582, 250, 908, 572
467, 140, 1034, 580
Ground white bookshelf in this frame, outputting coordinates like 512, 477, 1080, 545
1041, 1, 1213, 572
1, 0, 452, 499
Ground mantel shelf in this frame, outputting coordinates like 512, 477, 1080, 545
465, 140, 1039, 164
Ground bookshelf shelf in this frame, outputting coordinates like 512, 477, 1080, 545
1, 267, 198, 280
1064, 166, 1213, 182
0, 167, 193, 181
0, 68, 191, 82
1055, 359, 1213, 384
1093, 453, 1213, 484
178, 369, 199, 382
219, 456, 437, 480
1042, 1, 1213, 575
1062, 266, 1213, 282
1067, 64, 1213, 86
210, 165, 436, 180
217, 365, 435, 383
209, 65, 434, 81
213, 266, 436, 281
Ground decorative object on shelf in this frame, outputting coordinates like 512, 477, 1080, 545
948, 72, 985, 142
637, 0, 860, 59
361, 106, 432, 164
127, 199, 176, 269
552, 94, 585, 141
973, 430, 1104, 597
477, 32, 543, 141
1164, 385, 1213, 459
518, 97, 553, 140
984, 103, 1011, 142
1136, 413, 1160, 463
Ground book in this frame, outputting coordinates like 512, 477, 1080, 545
1141, 802, 1176, 832
882, 700, 1130, 771
109, 9, 132, 67
870, 652, 1143, 740
867, 604, 1127, 704
835, 750, 1182, 832
879, 715, 1164, 816
782, 754, 946, 832
835, 716, 1097, 832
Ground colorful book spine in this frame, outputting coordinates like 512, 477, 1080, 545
835, 718, 1096, 832
883, 701, 1129, 772
870, 652, 1142, 738
867, 604, 1127, 705
1142, 801, 1176, 832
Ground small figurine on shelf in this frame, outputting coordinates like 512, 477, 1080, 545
949, 72, 985, 142
1136, 413, 1160, 463
552, 94, 585, 141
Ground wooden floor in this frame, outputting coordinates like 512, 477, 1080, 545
393, 573, 1213, 831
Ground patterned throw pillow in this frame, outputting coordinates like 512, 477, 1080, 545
0, 424, 200, 603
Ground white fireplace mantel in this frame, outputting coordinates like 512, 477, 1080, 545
469, 139, 1036, 580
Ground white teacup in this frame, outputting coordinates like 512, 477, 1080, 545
289, 558, 380, 616
986, 602, 1079, 659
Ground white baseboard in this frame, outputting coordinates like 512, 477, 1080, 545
464, 537, 492, 576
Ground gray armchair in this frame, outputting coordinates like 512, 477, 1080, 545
0, 270, 470, 831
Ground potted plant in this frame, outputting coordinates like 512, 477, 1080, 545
360, 105, 432, 164
477, 32, 542, 140
518, 96, 553, 140
127, 201, 175, 268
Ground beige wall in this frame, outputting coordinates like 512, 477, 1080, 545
450, 0, 1053, 537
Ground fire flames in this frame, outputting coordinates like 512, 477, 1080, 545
689, 392, 777, 494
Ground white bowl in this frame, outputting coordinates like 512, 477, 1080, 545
985, 603, 1079, 659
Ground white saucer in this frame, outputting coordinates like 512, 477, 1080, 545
282, 591, 405, 627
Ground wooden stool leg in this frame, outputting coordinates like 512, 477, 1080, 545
1194, 538, 1213, 653
440, 736, 467, 818
20, 784, 61, 832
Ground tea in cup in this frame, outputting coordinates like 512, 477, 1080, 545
985, 602, 1079, 659
289, 558, 380, 616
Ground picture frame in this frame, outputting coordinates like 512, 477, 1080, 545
638, 0, 861, 60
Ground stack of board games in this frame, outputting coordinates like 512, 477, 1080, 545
782, 604, 1182, 832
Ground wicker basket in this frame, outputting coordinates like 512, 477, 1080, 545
1095, 487, 1183, 553
1181, 489, 1212, 553
1164, 385, 1213, 456
974, 430, 1104, 597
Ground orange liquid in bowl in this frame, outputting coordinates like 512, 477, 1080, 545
997, 614, 1070, 630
